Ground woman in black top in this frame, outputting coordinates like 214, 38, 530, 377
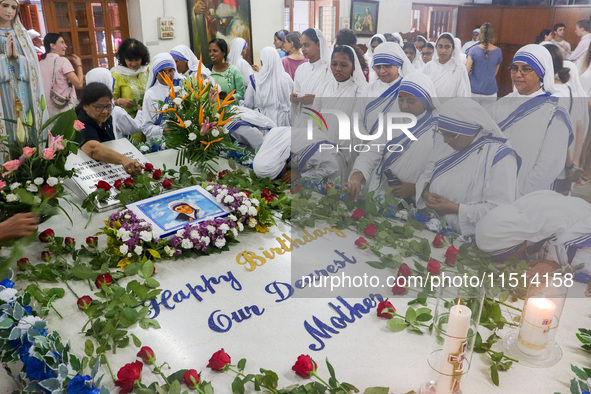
77, 83, 144, 175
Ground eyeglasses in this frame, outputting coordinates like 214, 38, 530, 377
91, 104, 114, 113
373, 64, 395, 71
435, 128, 460, 142
509, 65, 535, 75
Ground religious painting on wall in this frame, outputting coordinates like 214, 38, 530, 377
187, 0, 253, 67
350, 0, 379, 37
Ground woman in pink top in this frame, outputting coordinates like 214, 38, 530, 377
282, 31, 308, 80
39, 33, 84, 117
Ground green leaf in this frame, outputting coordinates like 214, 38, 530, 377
232, 376, 245, 394
405, 307, 417, 324
85, 339, 94, 357
490, 364, 499, 386
407, 326, 424, 335
145, 278, 160, 288
0, 318, 13, 328
131, 333, 142, 348
167, 369, 189, 384
168, 380, 181, 394
570, 378, 581, 394
139, 318, 161, 329
8, 326, 20, 340
237, 358, 247, 371
363, 388, 390, 394
572, 365, 588, 380
142, 261, 155, 279
69, 266, 97, 280
147, 249, 161, 259
386, 318, 408, 332
365, 261, 385, 269
326, 358, 336, 380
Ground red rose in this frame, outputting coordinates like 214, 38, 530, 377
65, 237, 76, 247
17, 257, 29, 270
218, 169, 229, 180
41, 185, 57, 199
41, 250, 51, 261
152, 169, 162, 180
397, 263, 411, 277
290, 185, 302, 194
207, 348, 231, 371
137, 346, 156, 365
95, 273, 113, 289
427, 259, 441, 275
292, 354, 317, 378
376, 300, 396, 318
123, 178, 134, 188
38, 229, 55, 243
445, 245, 460, 266
351, 208, 364, 220
432, 234, 445, 248
162, 179, 173, 189
86, 236, 98, 247
261, 189, 272, 197
392, 281, 408, 295
144, 163, 154, 172
183, 369, 200, 388
113, 179, 123, 190
243, 191, 250, 197
77, 295, 92, 310
115, 361, 143, 394
354, 237, 368, 249
363, 223, 378, 238
95, 180, 111, 191
325, 183, 335, 192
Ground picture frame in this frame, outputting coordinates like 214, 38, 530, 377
186, 0, 254, 67
126, 185, 231, 238
350, 0, 379, 37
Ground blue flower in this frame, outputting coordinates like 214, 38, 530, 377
67, 374, 100, 394
23, 305, 33, 315
24, 355, 54, 382
151, 144, 161, 152
574, 272, 590, 284
0, 279, 15, 288
412, 212, 429, 223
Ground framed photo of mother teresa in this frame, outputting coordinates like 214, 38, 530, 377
187, 0, 253, 66
126, 185, 230, 238
350, 0, 379, 37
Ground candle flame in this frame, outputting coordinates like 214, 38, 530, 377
457, 298, 461, 306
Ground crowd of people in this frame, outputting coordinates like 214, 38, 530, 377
0, 0, 589, 292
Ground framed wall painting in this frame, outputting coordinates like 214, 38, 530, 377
187, 0, 253, 66
350, 0, 379, 37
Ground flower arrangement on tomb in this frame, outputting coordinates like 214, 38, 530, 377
160, 61, 236, 175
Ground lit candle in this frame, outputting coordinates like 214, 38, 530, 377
436, 302, 471, 394
517, 296, 556, 355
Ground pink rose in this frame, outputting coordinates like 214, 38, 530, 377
73, 120, 85, 131
22, 146, 35, 158
351, 208, 364, 220
363, 223, 378, 238
0, 180, 5, 190
42, 148, 55, 160
432, 234, 445, 248
427, 259, 441, 275
47, 132, 64, 151
3, 159, 20, 172
397, 263, 411, 277
445, 245, 460, 266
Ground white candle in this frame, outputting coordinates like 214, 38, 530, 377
436, 304, 471, 394
517, 297, 556, 355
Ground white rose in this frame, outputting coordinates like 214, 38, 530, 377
216, 195, 223, 203
173, 85, 181, 93
0, 288, 18, 303
207, 225, 216, 234
201, 236, 210, 246
124, 214, 131, 219
139, 231, 153, 242
34, 177, 44, 185
190, 230, 199, 238
251, 199, 259, 207
188, 133, 197, 141
10, 182, 21, 190
117, 228, 131, 242
176, 229, 185, 237
229, 214, 237, 221
205, 185, 214, 191
237, 222, 244, 231
164, 246, 175, 257
231, 228, 238, 237
223, 127, 229, 134
219, 223, 229, 232
238, 205, 248, 215
173, 97, 183, 105
223, 195, 235, 204
181, 238, 194, 249
248, 206, 258, 216
120, 244, 129, 255
26, 184, 38, 193
248, 218, 257, 228
17, 316, 44, 333
134, 245, 143, 255
161, 104, 169, 111
212, 129, 219, 137
215, 237, 226, 248
46, 177, 58, 187
184, 120, 192, 128
244, 199, 251, 207
140, 145, 150, 153
6, 194, 19, 202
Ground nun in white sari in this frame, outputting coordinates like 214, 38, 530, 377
228, 37, 253, 91
365, 33, 386, 84
421, 32, 471, 98
489, 44, 572, 197
476, 190, 591, 292
170, 44, 211, 78
139, 53, 183, 139
415, 98, 519, 236
85, 67, 141, 139
243, 46, 293, 127
347, 73, 439, 201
